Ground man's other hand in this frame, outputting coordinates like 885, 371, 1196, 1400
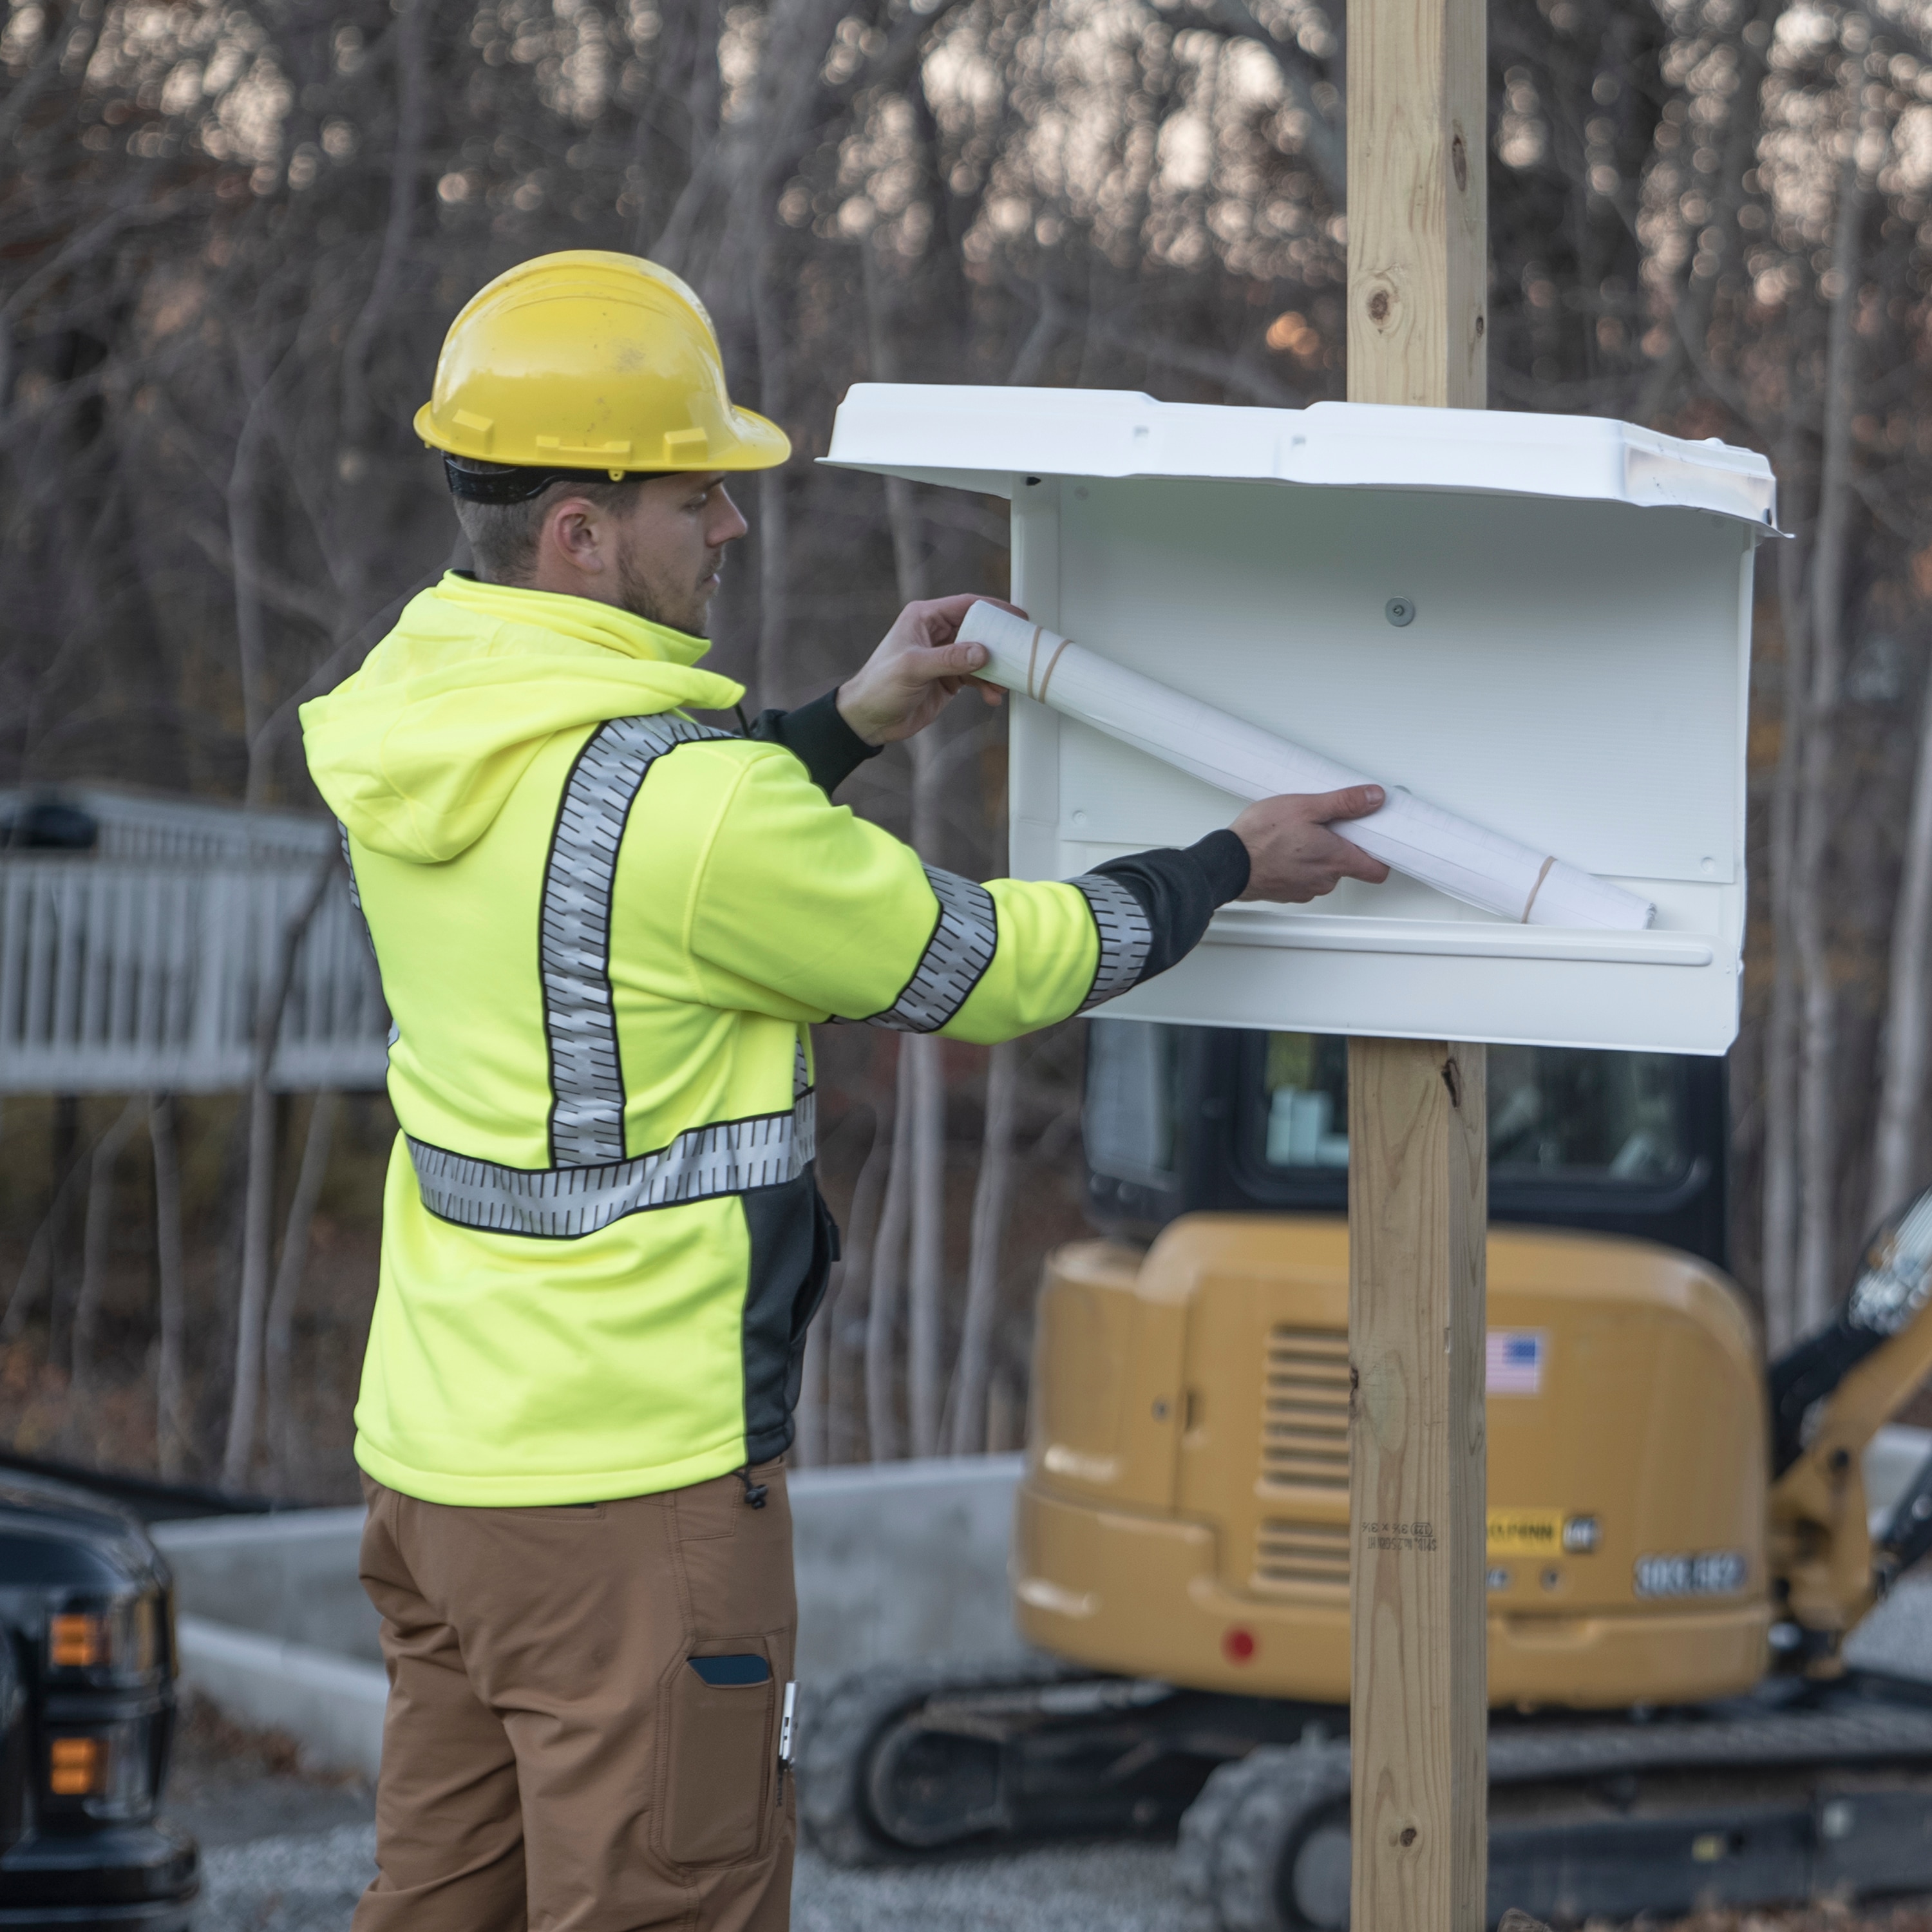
1232, 786, 1393, 902
837, 594, 1017, 746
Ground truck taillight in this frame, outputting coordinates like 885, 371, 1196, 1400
46, 1723, 152, 1817
45, 1595, 158, 1678
48, 1737, 103, 1797
48, 1614, 104, 1669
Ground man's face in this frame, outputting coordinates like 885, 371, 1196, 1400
612, 472, 748, 636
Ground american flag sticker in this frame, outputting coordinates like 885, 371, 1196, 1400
1486, 1330, 1546, 1396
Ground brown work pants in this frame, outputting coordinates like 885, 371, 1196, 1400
351, 1463, 796, 1932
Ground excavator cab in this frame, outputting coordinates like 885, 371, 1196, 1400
1017, 1023, 1772, 1709
1080, 1023, 1729, 1265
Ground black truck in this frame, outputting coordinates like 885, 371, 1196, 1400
0, 1466, 197, 1930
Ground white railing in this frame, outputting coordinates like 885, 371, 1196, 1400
0, 858, 390, 1095
0, 785, 336, 867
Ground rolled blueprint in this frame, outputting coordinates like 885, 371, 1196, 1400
958, 602, 1655, 932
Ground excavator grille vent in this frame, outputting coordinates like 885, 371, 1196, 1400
1256, 1518, 1350, 1589
1260, 1325, 1351, 1492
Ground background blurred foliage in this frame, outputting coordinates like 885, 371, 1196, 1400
4, 0, 1932, 1484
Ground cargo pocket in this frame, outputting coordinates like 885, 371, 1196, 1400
661, 1649, 777, 1866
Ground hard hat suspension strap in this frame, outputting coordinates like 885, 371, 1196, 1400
444, 455, 672, 505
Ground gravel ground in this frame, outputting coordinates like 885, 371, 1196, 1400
163, 1698, 374, 1852
1841, 1569, 1932, 1677
180, 1826, 1932, 1932
175, 1575, 1932, 1931
167, 1694, 1190, 1932
194, 1828, 1188, 1932
198, 1823, 377, 1932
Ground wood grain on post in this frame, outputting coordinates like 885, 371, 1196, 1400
1349, 1038, 1488, 1929
1347, 0, 1488, 412
1346, 0, 1490, 1916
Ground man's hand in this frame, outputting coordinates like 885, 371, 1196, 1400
837, 594, 1016, 746
1232, 786, 1393, 902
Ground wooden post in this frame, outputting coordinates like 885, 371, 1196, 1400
1347, 0, 1487, 412
1345, 0, 1490, 1918
1349, 1039, 1487, 1927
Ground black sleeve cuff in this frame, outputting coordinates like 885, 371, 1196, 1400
1090, 829, 1250, 981
1188, 828, 1251, 905
748, 689, 883, 797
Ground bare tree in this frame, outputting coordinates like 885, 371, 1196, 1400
867, 1048, 914, 1463
223, 854, 338, 1488
227, 350, 281, 805
1792, 147, 1870, 1339
148, 1095, 189, 1482
266, 1090, 340, 1485
1762, 468, 1809, 1353
905, 1030, 948, 1457
1869, 672, 1932, 1233
949, 1039, 1018, 1455
7, 1113, 117, 1347
825, 1101, 893, 1464
68, 1095, 147, 1441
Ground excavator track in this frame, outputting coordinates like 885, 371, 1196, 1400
797, 1655, 1077, 1865
797, 1658, 1332, 1865
1180, 1674, 1932, 1930
800, 1660, 1932, 1924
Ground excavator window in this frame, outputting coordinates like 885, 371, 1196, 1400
1083, 1021, 1729, 1271
1084, 1019, 1184, 1195
1260, 1033, 1350, 1168
1258, 1034, 1692, 1188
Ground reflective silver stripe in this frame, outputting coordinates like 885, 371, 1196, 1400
867, 866, 997, 1032
409, 1088, 817, 1240
542, 715, 728, 1164
1072, 873, 1153, 1011
400, 714, 810, 1239
337, 821, 362, 915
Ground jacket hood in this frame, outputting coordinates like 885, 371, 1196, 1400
300, 574, 746, 864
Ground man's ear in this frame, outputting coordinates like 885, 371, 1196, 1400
544, 497, 607, 577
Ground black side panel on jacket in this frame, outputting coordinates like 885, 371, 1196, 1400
739, 1170, 838, 1461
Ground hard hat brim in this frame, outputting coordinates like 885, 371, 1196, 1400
415, 402, 791, 474
708, 407, 791, 471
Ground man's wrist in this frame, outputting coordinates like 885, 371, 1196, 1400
835, 680, 888, 748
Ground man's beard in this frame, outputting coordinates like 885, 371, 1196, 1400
616, 540, 719, 636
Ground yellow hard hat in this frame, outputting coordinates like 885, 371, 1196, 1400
414, 251, 790, 478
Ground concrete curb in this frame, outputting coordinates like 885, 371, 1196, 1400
156, 1507, 379, 1662
161, 1456, 1030, 1780
176, 1615, 386, 1781
158, 1432, 1932, 1786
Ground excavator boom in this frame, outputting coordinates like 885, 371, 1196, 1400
1770, 1189, 1932, 1660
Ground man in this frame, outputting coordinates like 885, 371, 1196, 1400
300, 249, 1388, 1932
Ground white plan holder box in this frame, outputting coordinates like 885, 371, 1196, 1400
824, 386, 1775, 1056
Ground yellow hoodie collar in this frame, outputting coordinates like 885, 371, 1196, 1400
300, 574, 746, 866
431, 573, 716, 669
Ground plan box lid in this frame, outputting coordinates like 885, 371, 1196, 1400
825, 385, 1772, 1055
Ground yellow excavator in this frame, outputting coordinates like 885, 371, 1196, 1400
800, 1022, 1932, 1926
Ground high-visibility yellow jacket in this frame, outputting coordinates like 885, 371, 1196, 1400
301, 574, 1244, 1506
